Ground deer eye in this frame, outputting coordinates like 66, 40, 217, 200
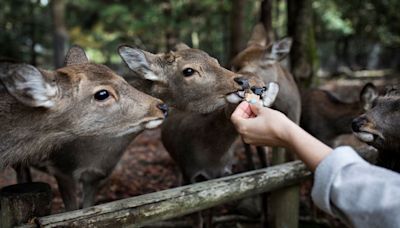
94, 90, 110, 101
182, 68, 195, 77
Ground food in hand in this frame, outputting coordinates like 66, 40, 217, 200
245, 92, 260, 104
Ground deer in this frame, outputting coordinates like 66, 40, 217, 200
120, 43, 279, 227
18, 46, 168, 211
231, 24, 300, 124
26, 43, 272, 212
301, 83, 377, 146
120, 43, 278, 182
230, 23, 301, 166
230, 23, 302, 226
352, 85, 400, 172
0, 46, 166, 172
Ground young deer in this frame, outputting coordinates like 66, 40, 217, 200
231, 23, 301, 124
120, 43, 278, 227
301, 83, 377, 146
0, 46, 166, 171
352, 85, 400, 172
230, 24, 301, 226
23, 46, 168, 211
120, 43, 277, 182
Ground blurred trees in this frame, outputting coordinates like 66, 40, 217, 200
51, 0, 68, 68
288, 0, 318, 87
0, 0, 399, 74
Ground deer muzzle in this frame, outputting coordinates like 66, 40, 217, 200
261, 82, 279, 107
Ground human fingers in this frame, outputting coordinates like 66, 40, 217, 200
231, 101, 253, 119
249, 102, 263, 116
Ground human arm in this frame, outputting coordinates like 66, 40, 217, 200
231, 101, 400, 227
230, 101, 332, 171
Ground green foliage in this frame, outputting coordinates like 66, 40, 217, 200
0, 0, 398, 68
0, 0, 51, 64
313, 1, 353, 37
313, 0, 400, 46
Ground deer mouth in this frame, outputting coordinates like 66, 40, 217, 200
354, 132, 375, 143
226, 90, 246, 104
144, 119, 164, 129
353, 129, 384, 143
225, 82, 279, 106
115, 117, 164, 137
260, 82, 279, 107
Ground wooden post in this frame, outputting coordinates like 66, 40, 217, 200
269, 147, 299, 228
1, 182, 52, 228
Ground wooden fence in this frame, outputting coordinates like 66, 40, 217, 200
11, 148, 376, 228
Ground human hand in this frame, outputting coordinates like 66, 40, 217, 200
231, 101, 294, 147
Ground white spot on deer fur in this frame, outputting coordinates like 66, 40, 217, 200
145, 119, 163, 129
354, 132, 374, 142
143, 71, 160, 81
115, 125, 142, 137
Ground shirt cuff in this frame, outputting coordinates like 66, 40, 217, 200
311, 146, 368, 215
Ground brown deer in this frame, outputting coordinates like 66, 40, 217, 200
230, 23, 301, 226
22, 46, 168, 211
231, 23, 301, 124
352, 85, 400, 172
120, 43, 277, 182
121, 43, 278, 227
0, 46, 166, 171
301, 83, 377, 146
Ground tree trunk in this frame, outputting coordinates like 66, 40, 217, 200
260, 0, 274, 44
229, 0, 246, 62
287, 0, 317, 88
51, 0, 68, 68
29, 0, 37, 66
162, 0, 178, 51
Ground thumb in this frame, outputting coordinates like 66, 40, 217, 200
249, 103, 262, 116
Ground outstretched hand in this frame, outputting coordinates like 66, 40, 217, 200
231, 101, 333, 171
231, 101, 292, 147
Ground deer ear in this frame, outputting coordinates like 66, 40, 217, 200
0, 62, 58, 108
118, 45, 163, 82
247, 23, 267, 47
174, 42, 191, 51
266, 38, 292, 61
360, 83, 378, 110
64, 45, 89, 66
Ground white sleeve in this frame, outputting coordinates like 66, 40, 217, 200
312, 146, 400, 228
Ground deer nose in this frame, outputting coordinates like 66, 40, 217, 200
234, 77, 250, 90
352, 116, 366, 132
251, 86, 266, 96
157, 103, 169, 117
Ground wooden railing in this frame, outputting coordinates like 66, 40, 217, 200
12, 148, 376, 228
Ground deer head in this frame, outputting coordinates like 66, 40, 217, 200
352, 84, 400, 152
118, 44, 276, 113
0, 46, 166, 167
229, 24, 297, 109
